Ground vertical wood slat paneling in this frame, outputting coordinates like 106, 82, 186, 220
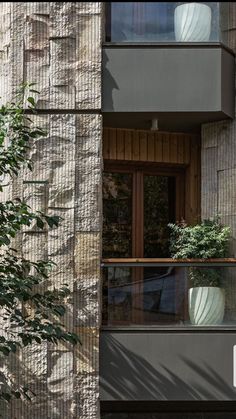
177, 136, 185, 164
103, 127, 201, 225
109, 128, 117, 159
139, 131, 148, 161
125, 130, 132, 160
133, 130, 140, 161
184, 134, 191, 163
147, 132, 155, 161
162, 132, 170, 162
103, 127, 198, 165
170, 133, 178, 163
116, 129, 125, 160
155, 133, 163, 162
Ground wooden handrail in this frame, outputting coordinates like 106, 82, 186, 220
102, 258, 236, 263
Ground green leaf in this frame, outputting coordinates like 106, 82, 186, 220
0, 235, 11, 245
0, 346, 10, 355
0, 85, 80, 402
27, 97, 35, 107
36, 217, 44, 229
29, 89, 40, 94
1, 392, 11, 402
12, 391, 21, 399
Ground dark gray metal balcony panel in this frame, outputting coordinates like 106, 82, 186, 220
221, 48, 235, 117
100, 331, 236, 401
102, 46, 234, 119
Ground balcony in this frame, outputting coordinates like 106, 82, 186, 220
102, 258, 236, 327
100, 259, 236, 402
103, 3, 234, 129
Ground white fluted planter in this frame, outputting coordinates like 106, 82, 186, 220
174, 3, 212, 42
189, 287, 225, 325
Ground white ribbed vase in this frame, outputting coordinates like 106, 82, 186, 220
188, 287, 225, 325
174, 3, 212, 42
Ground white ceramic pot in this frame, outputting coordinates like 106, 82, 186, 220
174, 3, 212, 42
188, 287, 225, 325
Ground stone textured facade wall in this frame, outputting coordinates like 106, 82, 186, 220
0, 3, 103, 418
202, 121, 236, 320
201, 2, 236, 321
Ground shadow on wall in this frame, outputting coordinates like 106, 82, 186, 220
0, 286, 77, 419
102, 51, 119, 111
100, 335, 236, 402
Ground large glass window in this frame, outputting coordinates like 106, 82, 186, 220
102, 262, 236, 327
106, 2, 222, 43
102, 164, 236, 328
102, 165, 185, 325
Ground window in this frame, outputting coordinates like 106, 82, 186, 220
102, 129, 236, 329
105, 2, 221, 43
103, 164, 184, 259
102, 163, 186, 325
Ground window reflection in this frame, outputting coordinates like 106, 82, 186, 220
102, 266, 236, 327
103, 172, 132, 258
111, 2, 176, 42
103, 266, 187, 325
144, 175, 175, 259
107, 2, 220, 43
143, 266, 186, 324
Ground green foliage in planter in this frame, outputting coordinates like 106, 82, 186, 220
168, 218, 231, 287
168, 219, 230, 259
0, 83, 80, 403
188, 267, 221, 288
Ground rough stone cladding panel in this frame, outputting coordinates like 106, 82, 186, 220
202, 120, 236, 321
227, 2, 236, 53
0, 2, 102, 110
0, 3, 103, 419
5, 114, 102, 419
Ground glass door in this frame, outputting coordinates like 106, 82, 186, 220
102, 165, 185, 325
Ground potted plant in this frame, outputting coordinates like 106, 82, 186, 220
174, 2, 212, 42
168, 219, 231, 325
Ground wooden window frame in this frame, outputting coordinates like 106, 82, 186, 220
104, 160, 185, 259
103, 161, 186, 324
103, 126, 201, 325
